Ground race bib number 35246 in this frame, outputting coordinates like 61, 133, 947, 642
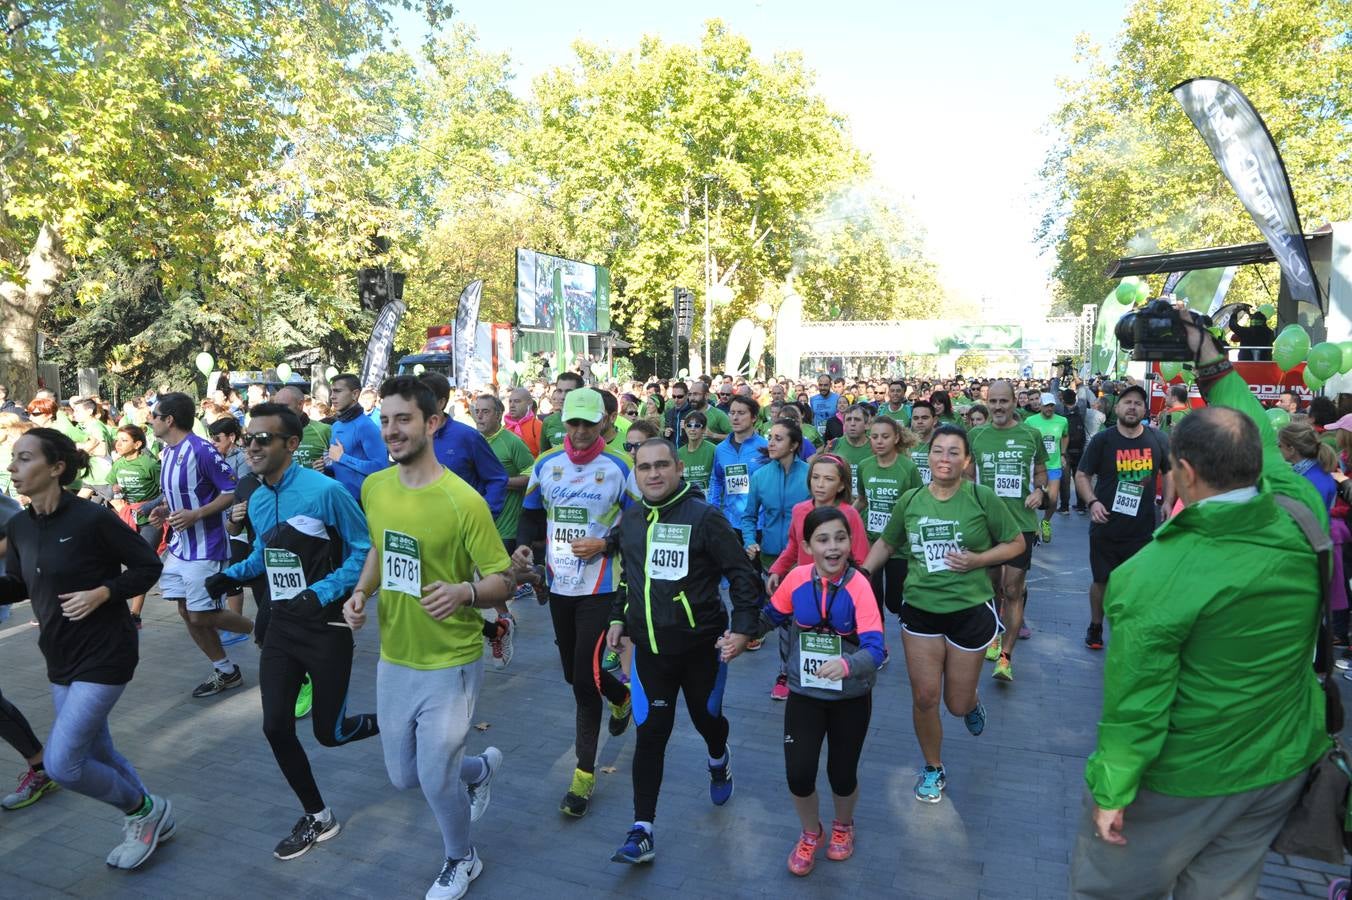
382, 530, 421, 596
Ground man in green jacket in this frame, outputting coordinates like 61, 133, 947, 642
1071, 317, 1329, 898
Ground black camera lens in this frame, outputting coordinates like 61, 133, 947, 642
1114, 313, 1138, 349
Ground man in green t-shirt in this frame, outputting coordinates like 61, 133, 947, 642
966, 381, 1049, 682
1025, 393, 1069, 545
677, 411, 717, 489
909, 401, 936, 485
275, 385, 332, 471
685, 382, 731, 443
829, 404, 874, 471
878, 379, 911, 426
540, 372, 584, 453
344, 376, 514, 899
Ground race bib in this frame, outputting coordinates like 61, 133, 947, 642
264, 548, 307, 601
918, 465, 932, 486
646, 523, 691, 581
867, 505, 891, 535
994, 461, 1024, 499
725, 464, 750, 495
1043, 435, 1056, 456
920, 521, 959, 574
550, 506, 589, 564
382, 530, 421, 596
800, 632, 842, 691
1112, 481, 1144, 516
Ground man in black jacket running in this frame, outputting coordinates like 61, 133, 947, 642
605, 438, 762, 866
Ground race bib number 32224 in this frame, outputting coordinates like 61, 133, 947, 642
382, 530, 421, 596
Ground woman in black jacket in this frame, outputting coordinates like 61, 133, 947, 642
1, 428, 171, 871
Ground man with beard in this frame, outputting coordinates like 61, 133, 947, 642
1075, 384, 1173, 650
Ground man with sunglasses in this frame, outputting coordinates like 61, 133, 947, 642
205, 403, 378, 862
677, 412, 716, 490
661, 382, 691, 444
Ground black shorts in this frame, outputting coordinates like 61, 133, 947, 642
1089, 535, 1151, 584
900, 600, 1001, 652
1003, 531, 1036, 571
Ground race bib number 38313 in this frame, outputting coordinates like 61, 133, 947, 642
382, 530, 421, 596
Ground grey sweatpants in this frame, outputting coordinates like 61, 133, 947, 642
376, 658, 488, 860
1070, 773, 1305, 900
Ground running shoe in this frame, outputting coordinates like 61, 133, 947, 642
191, 666, 243, 698
560, 769, 595, 818
993, 654, 1013, 682
771, 673, 789, 701
106, 794, 173, 870
709, 750, 733, 806
1, 767, 59, 810
273, 813, 340, 860
878, 649, 889, 670
530, 566, 550, 605
218, 629, 249, 647
745, 638, 763, 652
611, 825, 655, 864
487, 616, 514, 670
1039, 519, 1052, 544
914, 766, 946, 804
1059, 508, 1070, 516
512, 582, 535, 604
787, 825, 822, 876
964, 701, 987, 737
608, 691, 632, 736
1084, 623, 1104, 650
294, 674, 313, 719
984, 639, 1001, 662
826, 820, 855, 861
426, 849, 482, 900
1018, 623, 1032, 640
467, 747, 502, 823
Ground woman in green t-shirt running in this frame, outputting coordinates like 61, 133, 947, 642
861, 424, 1024, 806
110, 424, 162, 628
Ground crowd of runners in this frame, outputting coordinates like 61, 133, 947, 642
0, 351, 1332, 898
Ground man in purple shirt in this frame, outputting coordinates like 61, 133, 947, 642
148, 393, 253, 698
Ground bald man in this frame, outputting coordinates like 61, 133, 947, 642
273, 385, 332, 471
504, 387, 543, 456
966, 380, 1049, 682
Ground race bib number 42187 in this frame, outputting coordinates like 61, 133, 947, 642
382, 530, 421, 596
264, 548, 306, 601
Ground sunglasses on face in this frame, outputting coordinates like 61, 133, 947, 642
672, 394, 687, 401
624, 443, 643, 454
242, 432, 282, 447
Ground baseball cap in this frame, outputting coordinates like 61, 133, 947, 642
1119, 384, 1148, 404
1325, 413, 1352, 433
1040, 392, 1056, 407
562, 388, 605, 423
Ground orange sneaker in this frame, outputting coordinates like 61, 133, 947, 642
826, 820, 854, 861
787, 825, 822, 877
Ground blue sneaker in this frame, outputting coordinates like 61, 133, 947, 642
611, 825, 655, 864
709, 750, 733, 806
964, 701, 986, 736
915, 765, 946, 804
218, 630, 248, 647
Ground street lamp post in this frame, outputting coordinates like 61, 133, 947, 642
703, 180, 712, 377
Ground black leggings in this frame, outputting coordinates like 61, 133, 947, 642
548, 591, 629, 774
784, 691, 871, 799
0, 685, 41, 761
871, 557, 907, 618
631, 642, 729, 822
260, 615, 379, 814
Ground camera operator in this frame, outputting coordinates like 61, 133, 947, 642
1070, 312, 1329, 899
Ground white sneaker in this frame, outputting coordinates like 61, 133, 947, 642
468, 748, 502, 823
106, 794, 174, 869
487, 616, 514, 670
426, 848, 482, 900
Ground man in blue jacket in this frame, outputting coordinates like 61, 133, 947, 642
325, 374, 388, 502
708, 395, 768, 528
419, 373, 509, 517
205, 403, 379, 863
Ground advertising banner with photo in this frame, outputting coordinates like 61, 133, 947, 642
1172, 77, 1320, 312
360, 299, 406, 390
515, 248, 611, 334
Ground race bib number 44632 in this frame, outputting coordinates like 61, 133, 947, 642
382, 530, 421, 596
550, 506, 590, 563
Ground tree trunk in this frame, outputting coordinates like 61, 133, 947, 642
0, 224, 69, 402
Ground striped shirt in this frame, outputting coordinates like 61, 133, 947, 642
159, 433, 237, 561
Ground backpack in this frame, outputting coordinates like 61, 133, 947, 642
1065, 407, 1087, 453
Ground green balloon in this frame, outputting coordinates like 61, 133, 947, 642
1115, 278, 1140, 304
1158, 361, 1183, 382
1273, 324, 1311, 372
1303, 367, 1324, 392
275, 362, 293, 383
325, 365, 339, 381
1257, 304, 1275, 319
1265, 406, 1291, 430
1340, 342, 1352, 375
1134, 280, 1150, 304
194, 351, 214, 377
1308, 342, 1342, 381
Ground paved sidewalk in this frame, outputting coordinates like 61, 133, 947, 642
0, 511, 1345, 898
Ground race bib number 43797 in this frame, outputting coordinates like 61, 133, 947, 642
382, 530, 421, 596
646, 523, 691, 581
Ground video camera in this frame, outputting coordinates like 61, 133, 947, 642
1115, 298, 1211, 362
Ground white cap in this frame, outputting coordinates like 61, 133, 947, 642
1040, 392, 1056, 406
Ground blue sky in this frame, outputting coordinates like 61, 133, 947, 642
393, 0, 1131, 317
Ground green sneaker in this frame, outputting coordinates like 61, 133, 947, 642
984, 639, 1001, 662
608, 692, 632, 737
993, 654, 1013, 682
1039, 519, 1052, 544
561, 768, 595, 818
294, 674, 313, 719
